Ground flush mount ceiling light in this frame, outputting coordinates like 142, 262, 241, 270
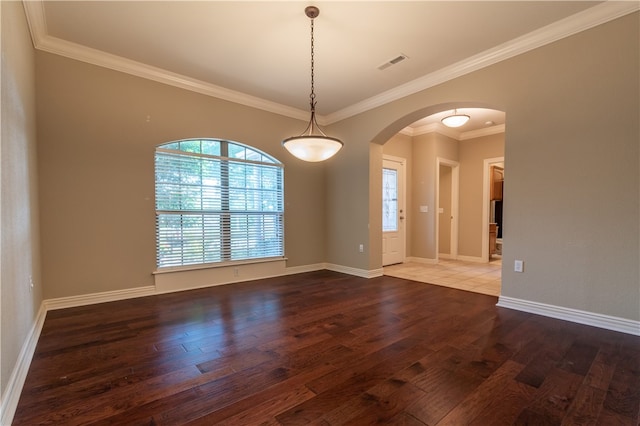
441, 109, 470, 128
282, 6, 343, 162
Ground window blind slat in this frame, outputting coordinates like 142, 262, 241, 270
155, 139, 284, 268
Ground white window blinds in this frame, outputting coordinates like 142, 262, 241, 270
155, 140, 284, 268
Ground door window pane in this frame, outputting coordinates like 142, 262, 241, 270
383, 168, 398, 232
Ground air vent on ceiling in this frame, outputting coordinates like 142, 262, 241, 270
377, 54, 409, 71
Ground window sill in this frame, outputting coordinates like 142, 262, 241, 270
153, 256, 287, 275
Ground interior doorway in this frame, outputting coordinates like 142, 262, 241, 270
482, 157, 505, 262
436, 158, 459, 260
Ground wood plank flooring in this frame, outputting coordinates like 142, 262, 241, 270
13, 271, 640, 425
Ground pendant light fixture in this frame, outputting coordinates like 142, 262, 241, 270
282, 6, 343, 162
441, 109, 470, 128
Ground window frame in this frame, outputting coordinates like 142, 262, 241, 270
154, 138, 285, 271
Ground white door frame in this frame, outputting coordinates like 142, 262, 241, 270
436, 158, 459, 261
382, 155, 406, 265
482, 156, 505, 262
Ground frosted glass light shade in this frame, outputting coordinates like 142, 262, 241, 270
441, 114, 470, 128
282, 136, 343, 162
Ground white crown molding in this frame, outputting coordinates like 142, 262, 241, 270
460, 124, 506, 141
23, 1, 639, 125
22, 1, 309, 122
325, 1, 640, 124
411, 122, 460, 139
22, 0, 47, 43
401, 123, 505, 140
405, 256, 438, 265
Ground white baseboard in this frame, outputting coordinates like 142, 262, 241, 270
437, 253, 455, 260
325, 263, 383, 279
45, 286, 157, 311
405, 256, 438, 264
283, 263, 326, 275
1, 304, 47, 426
497, 296, 640, 336
456, 255, 485, 263
409, 255, 487, 264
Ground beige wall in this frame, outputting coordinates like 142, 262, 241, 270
1, 1, 42, 397
347, 13, 639, 321
36, 52, 328, 298
324, 117, 372, 270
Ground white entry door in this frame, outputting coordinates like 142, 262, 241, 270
382, 157, 406, 266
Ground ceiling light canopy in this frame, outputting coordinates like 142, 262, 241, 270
441, 110, 470, 128
282, 6, 343, 162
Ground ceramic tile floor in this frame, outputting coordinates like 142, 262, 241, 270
384, 257, 502, 296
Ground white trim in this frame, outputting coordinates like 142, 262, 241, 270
0, 304, 47, 426
497, 296, 640, 336
381, 155, 406, 165
405, 256, 438, 265
22, 1, 639, 125
326, 264, 383, 279
153, 256, 287, 275
41, 263, 363, 310
44, 286, 157, 311
403, 123, 505, 140
456, 255, 486, 264
436, 158, 460, 261
325, 1, 640, 124
22, 0, 307, 122
407, 122, 461, 139
437, 253, 455, 260
283, 263, 327, 275
460, 124, 506, 141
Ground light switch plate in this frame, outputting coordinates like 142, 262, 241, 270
514, 260, 524, 273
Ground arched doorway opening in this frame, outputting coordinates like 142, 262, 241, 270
373, 103, 506, 296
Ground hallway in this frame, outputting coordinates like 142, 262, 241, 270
384, 258, 501, 296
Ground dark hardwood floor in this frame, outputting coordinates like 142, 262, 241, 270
14, 271, 640, 425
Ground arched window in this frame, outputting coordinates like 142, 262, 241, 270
155, 139, 284, 269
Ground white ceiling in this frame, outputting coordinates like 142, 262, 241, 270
23, 1, 638, 133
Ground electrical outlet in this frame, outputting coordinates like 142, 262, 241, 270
514, 260, 524, 273
359, 244, 364, 253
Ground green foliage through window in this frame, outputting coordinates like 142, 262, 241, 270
155, 139, 284, 268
